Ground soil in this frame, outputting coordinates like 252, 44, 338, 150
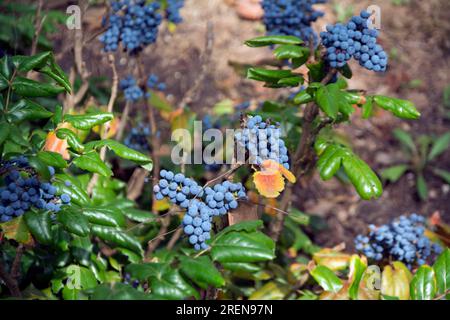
50, 0, 450, 249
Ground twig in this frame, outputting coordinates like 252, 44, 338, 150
144, 220, 175, 261
433, 289, 450, 300
0, 258, 21, 298
87, 54, 118, 195
267, 70, 336, 241
177, 21, 214, 109
116, 101, 131, 142
166, 228, 183, 250
11, 244, 24, 279
29, 0, 45, 57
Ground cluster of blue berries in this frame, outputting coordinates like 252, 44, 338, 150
153, 170, 247, 250
120, 75, 143, 102
0, 157, 71, 223
146, 74, 166, 92
354, 214, 443, 269
235, 115, 290, 169
100, 0, 162, 53
320, 10, 388, 71
124, 123, 151, 152
165, 0, 185, 24
262, 0, 327, 45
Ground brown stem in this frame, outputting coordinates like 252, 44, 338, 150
267, 70, 336, 241
29, 0, 44, 58
0, 258, 22, 298
166, 228, 183, 250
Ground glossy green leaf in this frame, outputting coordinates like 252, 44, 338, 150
0, 122, 10, 146
348, 255, 367, 300
362, 97, 373, 119
7, 99, 52, 122
64, 264, 98, 290
315, 83, 353, 119
122, 208, 155, 223
221, 262, 261, 273
245, 35, 303, 47
293, 91, 313, 104
91, 283, 155, 300
73, 151, 113, 177
310, 265, 343, 293
0, 55, 13, 80
80, 206, 126, 228
84, 139, 152, 165
53, 176, 90, 206
381, 164, 409, 183
91, 225, 143, 256
410, 265, 436, 300
316, 143, 382, 200
179, 256, 225, 289
211, 230, 275, 263
374, 95, 421, 120
64, 112, 113, 130
57, 208, 90, 237
13, 51, 51, 72
56, 128, 84, 153
273, 45, 307, 60
37, 151, 67, 168
433, 248, 450, 299
215, 220, 264, 238
24, 210, 52, 245
12, 76, 65, 97
428, 132, 450, 161
247, 68, 294, 84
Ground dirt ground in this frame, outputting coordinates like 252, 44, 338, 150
55, 0, 450, 248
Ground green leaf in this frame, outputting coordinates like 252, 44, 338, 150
64, 265, 98, 290
91, 225, 143, 256
64, 112, 113, 130
0, 73, 8, 91
13, 51, 51, 72
381, 164, 409, 183
273, 45, 308, 60
247, 68, 295, 84
126, 263, 199, 299
362, 97, 373, 119
24, 210, 52, 245
310, 265, 343, 293
37, 151, 67, 168
12, 76, 65, 97
53, 174, 90, 205
57, 208, 90, 237
211, 230, 275, 263
7, 99, 52, 122
56, 128, 84, 153
416, 174, 428, 201
179, 256, 225, 289
393, 129, 417, 154
410, 265, 437, 300
80, 206, 126, 228
215, 220, 263, 238
316, 143, 383, 200
148, 90, 173, 112
316, 84, 340, 119
0, 55, 13, 80
122, 208, 155, 223
220, 262, 261, 273
0, 122, 10, 146
245, 35, 303, 47
91, 283, 155, 300
374, 95, 420, 120
428, 132, 450, 161
348, 255, 367, 300
432, 168, 450, 184
293, 91, 313, 104
73, 151, 113, 177
338, 63, 352, 79
433, 248, 450, 299
84, 139, 152, 166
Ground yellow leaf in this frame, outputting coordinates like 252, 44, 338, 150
249, 281, 287, 300
313, 248, 352, 271
381, 265, 410, 300
253, 170, 285, 198
152, 198, 170, 212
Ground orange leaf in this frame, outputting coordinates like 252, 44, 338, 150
253, 170, 285, 198
261, 159, 296, 183
43, 131, 70, 160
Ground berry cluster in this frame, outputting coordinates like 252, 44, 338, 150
100, 0, 162, 53
166, 0, 185, 24
124, 123, 151, 152
153, 170, 248, 250
235, 115, 290, 169
146, 74, 167, 92
320, 10, 388, 71
0, 157, 71, 222
354, 214, 443, 269
120, 75, 143, 102
262, 0, 327, 45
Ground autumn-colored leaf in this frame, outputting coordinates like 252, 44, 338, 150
43, 131, 70, 160
253, 170, 285, 198
152, 198, 170, 212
